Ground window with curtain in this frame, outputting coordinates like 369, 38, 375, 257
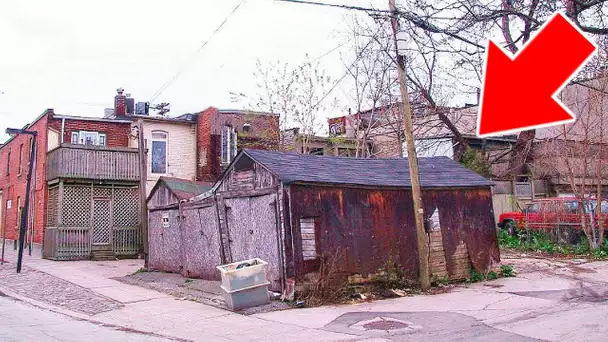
151, 131, 168, 174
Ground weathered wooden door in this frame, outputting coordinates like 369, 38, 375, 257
225, 194, 281, 289
92, 199, 112, 245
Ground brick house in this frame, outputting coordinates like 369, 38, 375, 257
0, 109, 139, 261
0, 88, 280, 259
191, 107, 280, 182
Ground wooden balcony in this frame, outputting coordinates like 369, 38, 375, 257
47, 144, 140, 182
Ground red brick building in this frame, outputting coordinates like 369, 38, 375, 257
191, 107, 279, 182
0, 109, 133, 245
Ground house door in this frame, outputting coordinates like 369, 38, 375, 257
92, 198, 112, 245
224, 194, 281, 290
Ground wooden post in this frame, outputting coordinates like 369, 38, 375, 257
389, 0, 430, 290
137, 119, 149, 268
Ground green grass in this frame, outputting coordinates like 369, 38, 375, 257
497, 229, 608, 259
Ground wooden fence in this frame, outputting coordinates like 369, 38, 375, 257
43, 226, 142, 260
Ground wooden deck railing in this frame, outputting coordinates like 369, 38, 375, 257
113, 226, 142, 256
43, 227, 91, 261
43, 226, 142, 260
47, 144, 139, 182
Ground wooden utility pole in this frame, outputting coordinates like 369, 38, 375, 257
137, 119, 149, 268
389, 0, 430, 290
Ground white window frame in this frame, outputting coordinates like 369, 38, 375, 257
221, 126, 237, 164
150, 131, 168, 175
71, 131, 106, 146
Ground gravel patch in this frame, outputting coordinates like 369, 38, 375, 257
114, 271, 292, 315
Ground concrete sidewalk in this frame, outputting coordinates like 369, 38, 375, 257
3, 245, 608, 341
0, 245, 356, 341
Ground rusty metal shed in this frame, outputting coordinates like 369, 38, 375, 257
148, 149, 500, 292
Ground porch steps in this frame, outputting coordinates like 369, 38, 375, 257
91, 245, 116, 261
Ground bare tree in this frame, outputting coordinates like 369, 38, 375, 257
393, 0, 608, 176
532, 70, 608, 249
233, 56, 334, 153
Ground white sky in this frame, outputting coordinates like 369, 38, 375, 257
0, 0, 397, 141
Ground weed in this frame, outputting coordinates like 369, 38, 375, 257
499, 265, 515, 277
486, 271, 498, 280
431, 275, 450, 287
468, 269, 485, 283
132, 267, 148, 275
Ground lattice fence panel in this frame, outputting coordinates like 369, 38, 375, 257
93, 187, 112, 198
113, 187, 140, 227
92, 200, 111, 244
62, 186, 91, 227
47, 187, 59, 226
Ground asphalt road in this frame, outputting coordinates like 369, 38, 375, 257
0, 294, 170, 342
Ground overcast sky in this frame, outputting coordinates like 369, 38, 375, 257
0, 0, 400, 141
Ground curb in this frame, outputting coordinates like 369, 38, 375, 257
0, 283, 190, 341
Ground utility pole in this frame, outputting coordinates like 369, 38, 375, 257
137, 119, 149, 268
389, 0, 430, 290
5, 128, 37, 273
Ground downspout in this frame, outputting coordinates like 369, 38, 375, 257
60, 118, 65, 144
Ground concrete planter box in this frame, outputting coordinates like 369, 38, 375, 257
217, 258, 268, 292
220, 282, 270, 311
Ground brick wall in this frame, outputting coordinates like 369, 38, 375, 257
0, 111, 50, 243
48, 117, 132, 147
196, 108, 280, 182
196, 108, 218, 183
0, 111, 134, 244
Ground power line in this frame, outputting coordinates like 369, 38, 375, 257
312, 23, 385, 109
149, 0, 246, 103
275, 0, 389, 14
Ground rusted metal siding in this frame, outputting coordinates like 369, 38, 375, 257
287, 184, 499, 281
287, 185, 419, 279
421, 189, 499, 277
224, 194, 282, 290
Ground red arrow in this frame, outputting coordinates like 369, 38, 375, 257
477, 13, 596, 138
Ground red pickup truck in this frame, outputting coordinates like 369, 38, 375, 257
497, 197, 608, 235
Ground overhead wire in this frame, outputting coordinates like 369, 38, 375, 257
148, 0, 246, 103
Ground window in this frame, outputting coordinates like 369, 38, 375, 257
300, 217, 317, 261
71, 131, 106, 146
151, 131, 168, 174
221, 126, 237, 164
18, 144, 23, 175
309, 147, 324, 156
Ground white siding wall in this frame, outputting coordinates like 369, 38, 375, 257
130, 121, 197, 195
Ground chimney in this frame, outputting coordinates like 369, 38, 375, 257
114, 88, 127, 117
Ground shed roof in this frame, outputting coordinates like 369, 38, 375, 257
149, 177, 213, 201
242, 149, 493, 188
